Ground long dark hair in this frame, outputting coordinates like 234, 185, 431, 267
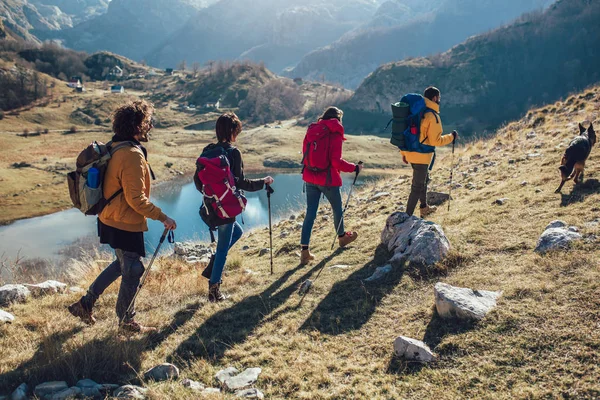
318, 106, 343, 122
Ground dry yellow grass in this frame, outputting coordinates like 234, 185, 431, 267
0, 87, 599, 398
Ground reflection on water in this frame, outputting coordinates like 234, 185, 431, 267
0, 173, 379, 261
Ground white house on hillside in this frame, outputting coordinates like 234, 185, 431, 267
111, 85, 125, 94
110, 66, 123, 78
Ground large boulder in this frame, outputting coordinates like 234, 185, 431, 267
381, 212, 450, 267
217, 367, 262, 392
535, 221, 582, 254
143, 363, 179, 382
0, 284, 31, 306
11, 383, 28, 400
393, 336, 435, 363
24, 280, 68, 297
0, 309, 15, 324
434, 283, 502, 321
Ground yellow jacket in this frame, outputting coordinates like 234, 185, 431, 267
400, 98, 454, 165
99, 142, 166, 232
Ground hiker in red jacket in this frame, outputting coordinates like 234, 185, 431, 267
300, 106, 363, 265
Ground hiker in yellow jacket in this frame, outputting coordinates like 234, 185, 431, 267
401, 87, 457, 218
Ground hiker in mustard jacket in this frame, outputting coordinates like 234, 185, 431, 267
401, 87, 457, 218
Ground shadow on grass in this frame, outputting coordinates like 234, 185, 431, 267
0, 301, 204, 391
386, 356, 427, 376
299, 244, 403, 335
422, 310, 477, 350
560, 178, 600, 207
168, 248, 344, 366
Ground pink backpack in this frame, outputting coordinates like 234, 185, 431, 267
196, 147, 247, 220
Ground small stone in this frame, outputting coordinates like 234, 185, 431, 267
11, 383, 28, 400
364, 265, 392, 282
0, 309, 15, 323
521, 181, 528, 186
34, 382, 69, 398
235, 388, 265, 399
298, 280, 313, 295
289, 215, 296, 221
280, 231, 289, 239
434, 283, 502, 321
426, 192, 450, 206
182, 379, 205, 391
527, 153, 542, 159
526, 131, 537, 139
223, 368, 262, 392
494, 198, 509, 206
0, 284, 31, 306
508, 159, 516, 164
143, 363, 179, 382
216, 367, 240, 385
485, 180, 493, 185
535, 223, 582, 254
535, 189, 542, 193
113, 385, 147, 399
259, 248, 270, 257
294, 223, 303, 231
51, 387, 82, 400
242, 245, 250, 251
483, 161, 496, 167
321, 215, 330, 222
393, 336, 435, 363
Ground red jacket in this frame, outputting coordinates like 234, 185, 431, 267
302, 118, 357, 187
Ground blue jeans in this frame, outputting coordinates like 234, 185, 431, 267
301, 183, 344, 246
211, 221, 243, 284
82, 249, 144, 323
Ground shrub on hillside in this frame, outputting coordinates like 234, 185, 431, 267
238, 80, 305, 124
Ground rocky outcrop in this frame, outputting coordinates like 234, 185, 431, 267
0, 284, 31, 306
381, 212, 450, 267
434, 283, 502, 321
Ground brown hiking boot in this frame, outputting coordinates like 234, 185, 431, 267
118, 320, 158, 335
420, 205, 438, 218
338, 232, 358, 248
300, 249, 315, 265
68, 299, 96, 326
208, 283, 229, 303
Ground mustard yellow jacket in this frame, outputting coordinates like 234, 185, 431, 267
99, 142, 166, 232
400, 98, 454, 165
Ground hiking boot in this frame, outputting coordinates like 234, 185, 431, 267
68, 299, 96, 326
118, 320, 157, 335
300, 249, 315, 265
208, 283, 229, 303
420, 205, 438, 218
201, 254, 215, 280
338, 232, 358, 248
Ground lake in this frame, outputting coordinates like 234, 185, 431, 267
0, 173, 381, 261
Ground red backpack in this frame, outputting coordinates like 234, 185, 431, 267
302, 122, 332, 176
195, 146, 247, 222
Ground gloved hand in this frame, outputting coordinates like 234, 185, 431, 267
452, 130, 458, 142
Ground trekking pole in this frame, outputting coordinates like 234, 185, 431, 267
330, 161, 363, 250
448, 136, 456, 212
125, 228, 174, 319
266, 184, 275, 275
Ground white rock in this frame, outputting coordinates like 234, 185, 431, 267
216, 367, 240, 385
329, 265, 351, 270
298, 280, 312, 295
494, 198, 509, 205
535, 224, 582, 254
182, 379, 205, 391
364, 265, 392, 282
25, 280, 68, 297
51, 386, 82, 400
393, 336, 435, 363
11, 383, 28, 400
381, 213, 450, 267
34, 382, 69, 398
113, 385, 147, 399
236, 388, 265, 399
143, 363, 179, 382
0, 284, 31, 306
223, 368, 262, 392
0, 309, 15, 323
434, 283, 502, 321
369, 192, 390, 202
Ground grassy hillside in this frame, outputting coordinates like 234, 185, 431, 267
1, 85, 598, 398
343, 0, 600, 137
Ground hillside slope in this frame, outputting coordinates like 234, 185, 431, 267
0, 85, 598, 398
342, 0, 600, 136
288, 0, 551, 89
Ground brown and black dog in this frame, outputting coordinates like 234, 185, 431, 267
555, 122, 596, 193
